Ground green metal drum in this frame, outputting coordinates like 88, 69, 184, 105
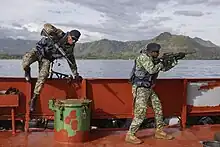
49, 98, 92, 143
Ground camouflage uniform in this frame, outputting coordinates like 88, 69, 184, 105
22, 48, 51, 95
127, 53, 165, 132
125, 43, 177, 144
22, 23, 81, 113
22, 44, 78, 95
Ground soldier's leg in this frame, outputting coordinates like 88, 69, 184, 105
125, 86, 151, 144
21, 48, 38, 81
150, 90, 174, 140
29, 58, 51, 112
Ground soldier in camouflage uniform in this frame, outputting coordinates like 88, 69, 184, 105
125, 43, 178, 144
22, 23, 82, 113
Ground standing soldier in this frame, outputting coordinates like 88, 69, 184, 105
22, 23, 82, 114
125, 43, 178, 144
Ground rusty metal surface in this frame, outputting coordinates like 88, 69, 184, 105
1, 78, 184, 120
187, 81, 220, 106
1, 77, 220, 132
187, 79, 220, 116
86, 79, 185, 119
152, 79, 185, 117
86, 79, 133, 119
0, 78, 27, 119
0, 95, 19, 107
187, 106, 220, 116
32, 79, 83, 116
0, 125, 219, 146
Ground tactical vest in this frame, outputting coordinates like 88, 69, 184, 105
37, 23, 69, 61
129, 59, 159, 88
36, 37, 74, 62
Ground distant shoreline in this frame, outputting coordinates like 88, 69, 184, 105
0, 57, 205, 60
1, 54, 220, 60
2, 32, 220, 60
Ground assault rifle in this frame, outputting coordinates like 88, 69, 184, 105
41, 29, 74, 66
153, 51, 196, 64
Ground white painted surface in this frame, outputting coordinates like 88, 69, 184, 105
187, 81, 220, 106
169, 117, 180, 125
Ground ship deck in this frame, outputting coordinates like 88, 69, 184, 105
0, 78, 220, 146
0, 124, 219, 147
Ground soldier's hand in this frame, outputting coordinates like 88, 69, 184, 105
160, 58, 177, 72
171, 58, 178, 66
160, 59, 169, 67
75, 74, 83, 83
152, 84, 156, 88
67, 74, 73, 84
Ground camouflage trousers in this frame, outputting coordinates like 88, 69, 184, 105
22, 48, 51, 95
128, 85, 164, 135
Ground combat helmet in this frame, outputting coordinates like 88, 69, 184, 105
140, 42, 161, 53
69, 30, 81, 41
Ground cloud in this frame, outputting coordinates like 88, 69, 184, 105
177, 0, 220, 6
174, 10, 204, 17
177, 0, 208, 5
0, 0, 220, 45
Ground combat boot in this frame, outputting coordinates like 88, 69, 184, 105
125, 133, 143, 144
24, 67, 31, 82
29, 93, 39, 113
155, 128, 174, 140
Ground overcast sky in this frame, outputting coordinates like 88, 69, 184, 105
0, 0, 220, 45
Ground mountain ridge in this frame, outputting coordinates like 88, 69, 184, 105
0, 32, 220, 59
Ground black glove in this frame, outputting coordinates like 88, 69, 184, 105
160, 58, 170, 67
160, 58, 177, 67
160, 58, 178, 72
74, 74, 83, 83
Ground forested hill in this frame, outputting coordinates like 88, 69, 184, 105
0, 32, 219, 59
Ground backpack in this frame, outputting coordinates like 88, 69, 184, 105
129, 59, 137, 84
40, 23, 65, 41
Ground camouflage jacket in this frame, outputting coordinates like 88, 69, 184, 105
137, 53, 177, 72
136, 53, 164, 74
130, 53, 177, 87
133, 53, 163, 86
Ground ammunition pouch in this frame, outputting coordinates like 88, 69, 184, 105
130, 73, 153, 88
133, 79, 151, 88
129, 59, 155, 88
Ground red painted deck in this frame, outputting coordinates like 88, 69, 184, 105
0, 77, 217, 132
0, 125, 218, 147
0, 77, 220, 146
